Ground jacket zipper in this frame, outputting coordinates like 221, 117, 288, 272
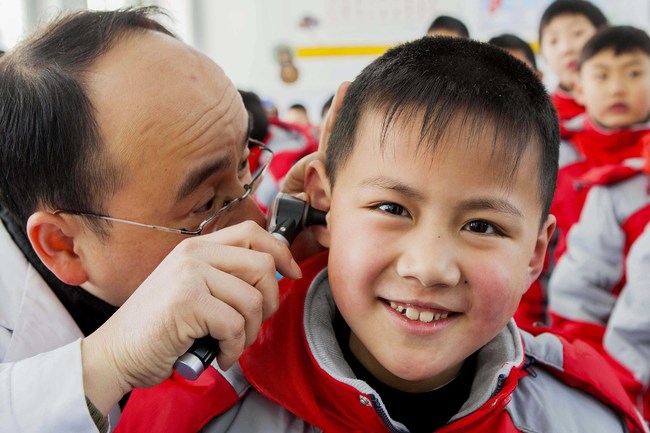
370, 394, 408, 433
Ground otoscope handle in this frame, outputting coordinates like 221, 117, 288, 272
173, 220, 298, 380
174, 194, 325, 380
173, 336, 220, 380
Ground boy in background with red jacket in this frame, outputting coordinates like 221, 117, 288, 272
549, 27, 650, 415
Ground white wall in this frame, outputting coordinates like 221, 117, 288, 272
3, 0, 650, 124
188, 0, 650, 123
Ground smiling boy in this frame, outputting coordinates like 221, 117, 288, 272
117, 37, 647, 433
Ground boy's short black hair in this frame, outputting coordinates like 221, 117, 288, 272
539, 0, 607, 43
579, 25, 650, 68
289, 103, 307, 112
427, 15, 469, 38
488, 33, 537, 69
326, 37, 559, 226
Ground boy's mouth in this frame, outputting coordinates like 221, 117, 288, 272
608, 103, 629, 113
388, 301, 451, 323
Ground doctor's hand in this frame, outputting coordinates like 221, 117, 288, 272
280, 81, 349, 262
80, 221, 302, 415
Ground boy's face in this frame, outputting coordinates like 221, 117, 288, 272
577, 49, 650, 129
541, 14, 598, 90
311, 109, 553, 392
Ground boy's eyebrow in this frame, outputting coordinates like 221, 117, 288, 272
457, 198, 523, 218
591, 58, 644, 69
360, 177, 425, 200
360, 177, 523, 217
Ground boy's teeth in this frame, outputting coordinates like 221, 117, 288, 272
389, 301, 448, 323
405, 308, 419, 320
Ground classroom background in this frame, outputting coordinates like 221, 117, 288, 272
1, 0, 649, 127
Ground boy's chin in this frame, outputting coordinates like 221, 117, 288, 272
379, 358, 464, 393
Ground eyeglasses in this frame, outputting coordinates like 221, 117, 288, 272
53, 139, 273, 236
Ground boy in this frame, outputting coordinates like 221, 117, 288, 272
552, 26, 650, 262
116, 37, 647, 432
488, 33, 543, 80
539, 0, 607, 123
426, 15, 469, 38
549, 134, 650, 422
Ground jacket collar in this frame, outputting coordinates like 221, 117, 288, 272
302, 268, 525, 422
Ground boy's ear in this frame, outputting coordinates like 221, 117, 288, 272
527, 214, 556, 287
26, 212, 89, 286
304, 159, 332, 248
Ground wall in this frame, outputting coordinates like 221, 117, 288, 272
2, 0, 650, 124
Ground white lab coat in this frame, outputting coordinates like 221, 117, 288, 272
0, 222, 119, 432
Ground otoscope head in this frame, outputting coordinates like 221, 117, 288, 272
268, 193, 326, 245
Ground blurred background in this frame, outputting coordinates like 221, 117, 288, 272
2, 0, 649, 124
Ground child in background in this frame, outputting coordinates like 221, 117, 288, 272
488, 33, 543, 80
552, 26, 650, 262
239, 91, 318, 213
539, 0, 607, 123
116, 37, 647, 433
549, 135, 650, 423
548, 28, 650, 420
426, 15, 469, 38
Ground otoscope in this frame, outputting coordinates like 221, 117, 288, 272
173, 193, 327, 380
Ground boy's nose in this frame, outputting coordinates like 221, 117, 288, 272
395, 232, 462, 289
560, 38, 575, 55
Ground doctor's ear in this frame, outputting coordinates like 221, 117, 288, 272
304, 160, 331, 248
26, 211, 89, 286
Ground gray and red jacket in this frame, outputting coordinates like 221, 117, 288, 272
117, 252, 647, 433
553, 115, 650, 261
516, 117, 650, 329
551, 88, 584, 124
549, 151, 650, 421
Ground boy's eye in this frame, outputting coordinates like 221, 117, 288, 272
628, 69, 643, 78
463, 220, 499, 235
376, 202, 409, 217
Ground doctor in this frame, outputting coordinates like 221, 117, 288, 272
0, 7, 339, 432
